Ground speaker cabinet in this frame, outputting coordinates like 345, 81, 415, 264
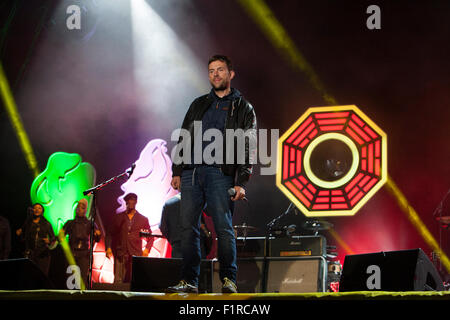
265, 257, 327, 293
339, 248, 444, 291
212, 258, 265, 293
0, 258, 54, 290
131, 257, 213, 293
236, 237, 266, 258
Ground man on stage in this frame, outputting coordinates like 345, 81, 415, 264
167, 55, 257, 293
105, 193, 153, 283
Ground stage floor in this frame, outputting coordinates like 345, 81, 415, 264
1, 289, 450, 300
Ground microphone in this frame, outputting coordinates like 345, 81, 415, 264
228, 188, 248, 201
126, 163, 136, 178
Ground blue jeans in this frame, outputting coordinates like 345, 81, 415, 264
180, 166, 237, 287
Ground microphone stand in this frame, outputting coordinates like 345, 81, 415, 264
83, 164, 135, 290
265, 202, 296, 258
266, 202, 295, 232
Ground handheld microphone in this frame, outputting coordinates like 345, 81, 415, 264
228, 188, 248, 201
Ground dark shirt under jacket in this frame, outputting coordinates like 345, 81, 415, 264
63, 216, 100, 251
106, 211, 152, 257
21, 216, 55, 257
0, 216, 11, 260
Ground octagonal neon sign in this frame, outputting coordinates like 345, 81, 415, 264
276, 105, 387, 217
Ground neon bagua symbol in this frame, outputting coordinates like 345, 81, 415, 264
276, 105, 387, 217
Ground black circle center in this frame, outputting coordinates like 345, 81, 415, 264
309, 139, 353, 182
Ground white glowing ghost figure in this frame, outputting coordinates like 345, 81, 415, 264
117, 139, 178, 257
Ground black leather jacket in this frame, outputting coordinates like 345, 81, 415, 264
172, 91, 257, 187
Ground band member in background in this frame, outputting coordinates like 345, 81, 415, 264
168, 55, 257, 293
160, 193, 212, 259
105, 193, 153, 283
59, 198, 101, 286
0, 215, 11, 260
16, 203, 56, 275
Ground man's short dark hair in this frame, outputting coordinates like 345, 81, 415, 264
208, 55, 233, 71
124, 193, 138, 202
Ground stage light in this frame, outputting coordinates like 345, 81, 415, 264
130, 0, 208, 132
236, 0, 337, 105
277, 105, 387, 217
0, 62, 40, 178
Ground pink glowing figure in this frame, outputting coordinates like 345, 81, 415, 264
116, 139, 178, 258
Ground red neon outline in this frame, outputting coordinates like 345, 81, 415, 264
293, 122, 315, 146
363, 177, 378, 192
331, 197, 346, 202
345, 172, 364, 192
320, 125, 345, 131
345, 127, 364, 145
285, 181, 311, 207
296, 150, 302, 174
364, 126, 378, 139
351, 114, 365, 127
348, 187, 359, 199
315, 112, 350, 119
283, 145, 289, 180
350, 191, 365, 206
368, 143, 374, 173
331, 203, 348, 209
317, 118, 347, 125
313, 204, 330, 210
349, 121, 371, 142
286, 116, 313, 144
316, 197, 330, 203
375, 159, 380, 176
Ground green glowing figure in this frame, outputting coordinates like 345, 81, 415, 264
30, 152, 96, 235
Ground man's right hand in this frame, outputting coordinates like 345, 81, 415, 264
106, 248, 113, 259
171, 176, 181, 190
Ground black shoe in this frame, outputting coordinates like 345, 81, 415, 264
166, 280, 198, 293
222, 277, 237, 293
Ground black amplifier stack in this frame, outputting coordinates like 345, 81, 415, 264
236, 235, 327, 258
132, 235, 328, 293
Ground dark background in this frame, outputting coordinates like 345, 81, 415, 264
1, 0, 449, 276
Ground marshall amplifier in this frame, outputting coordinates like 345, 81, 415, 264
268, 235, 326, 257
265, 256, 327, 292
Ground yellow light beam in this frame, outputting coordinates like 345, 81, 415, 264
385, 176, 450, 273
239, 0, 450, 270
236, 0, 337, 106
328, 227, 354, 255
0, 61, 40, 177
58, 231, 86, 290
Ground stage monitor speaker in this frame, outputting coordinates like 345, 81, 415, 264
212, 258, 265, 293
265, 256, 327, 293
0, 258, 54, 290
339, 248, 444, 291
131, 257, 213, 293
